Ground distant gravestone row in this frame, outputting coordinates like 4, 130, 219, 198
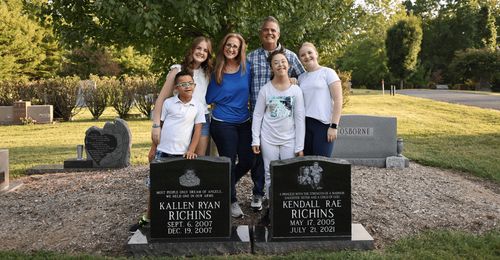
127, 156, 374, 256
0, 101, 53, 125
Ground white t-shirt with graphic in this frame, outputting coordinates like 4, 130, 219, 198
251, 82, 305, 153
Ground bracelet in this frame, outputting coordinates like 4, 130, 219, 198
329, 123, 337, 129
152, 123, 160, 129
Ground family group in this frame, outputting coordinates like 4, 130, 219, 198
130, 16, 343, 232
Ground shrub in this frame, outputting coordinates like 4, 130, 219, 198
123, 75, 160, 118
492, 72, 500, 93
17, 80, 43, 105
110, 77, 135, 119
0, 80, 20, 106
83, 75, 112, 120
40, 76, 82, 121
338, 71, 351, 107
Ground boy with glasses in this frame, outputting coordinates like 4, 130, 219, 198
130, 69, 205, 232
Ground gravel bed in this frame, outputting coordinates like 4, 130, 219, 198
0, 163, 498, 256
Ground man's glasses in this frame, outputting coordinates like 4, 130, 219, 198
176, 82, 195, 88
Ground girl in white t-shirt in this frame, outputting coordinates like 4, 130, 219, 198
252, 49, 305, 197
298, 42, 343, 157
150, 36, 213, 160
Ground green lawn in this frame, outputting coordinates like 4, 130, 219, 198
1, 230, 498, 259
1, 94, 499, 182
344, 93, 500, 182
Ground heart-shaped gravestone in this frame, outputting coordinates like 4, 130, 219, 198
84, 118, 132, 168
85, 132, 117, 165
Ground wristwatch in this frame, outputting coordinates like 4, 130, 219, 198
152, 123, 160, 129
329, 123, 337, 129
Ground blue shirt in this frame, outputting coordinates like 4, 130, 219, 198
247, 44, 305, 113
206, 64, 251, 123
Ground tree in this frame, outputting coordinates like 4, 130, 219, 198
44, 0, 361, 72
385, 16, 423, 89
337, 0, 407, 88
477, 5, 497, 50
449, 48, 500, 89
60, 44, 121, 79
0, 0, 45, 80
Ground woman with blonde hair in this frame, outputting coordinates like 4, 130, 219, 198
206, 33, 253, 218
298, 42, 343, 157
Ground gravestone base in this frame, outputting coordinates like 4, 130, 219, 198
63, 159, 94, 168
341, 157, 409, 168
26, 164, 109, 175
386, 156, 410, 168
253, 224, 374, 254
127, 225, 251, 257
341, 158, 387, 167
0, 181, 23, 193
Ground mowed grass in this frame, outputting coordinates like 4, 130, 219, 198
1, 93, 499, 182
0, 108, 152, 178
344, 92, 500, 182
0, 230, 498, 259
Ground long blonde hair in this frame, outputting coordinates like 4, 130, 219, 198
214, 33, 247, 85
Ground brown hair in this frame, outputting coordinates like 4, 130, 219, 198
181, 36, 213, 80
267, 47, 287, 80
214, 33, 247, 85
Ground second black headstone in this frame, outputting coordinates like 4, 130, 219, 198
253, 156, 373, 254
270, 156, 352, 240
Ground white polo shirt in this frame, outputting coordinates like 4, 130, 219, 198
298, 67, 340, 124
157, 95, 205, 155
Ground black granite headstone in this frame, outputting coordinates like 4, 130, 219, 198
150, 156, 231, 240
271, 156, 351, 240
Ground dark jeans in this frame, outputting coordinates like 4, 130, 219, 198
304, 117, 334, 157
210, 119, 254, 203
250, 153, 265, 197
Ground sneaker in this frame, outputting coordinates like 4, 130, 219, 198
231, 202, 244, 218
251, 195, 263, 211
129, 216, 149, 233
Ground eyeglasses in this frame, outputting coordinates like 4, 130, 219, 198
176, 82, 195, 88
225, 43, 240, 50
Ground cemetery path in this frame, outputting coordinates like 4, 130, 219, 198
0, 163, 498, 256
398, 89, 500, 110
